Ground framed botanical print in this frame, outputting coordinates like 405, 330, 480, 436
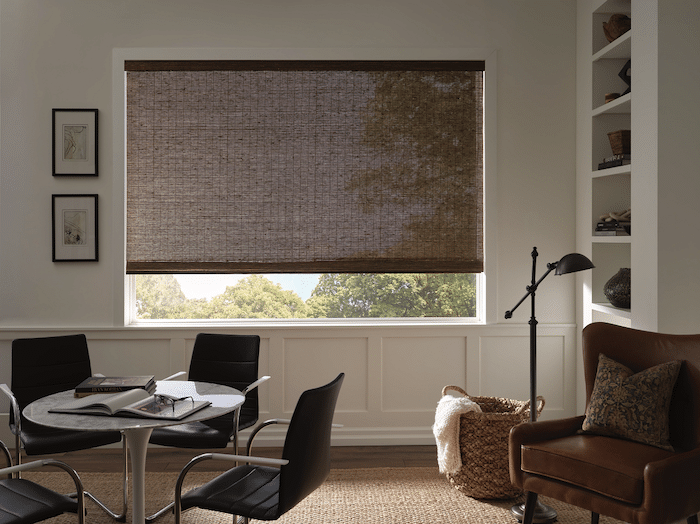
52, 109, 98, 176
52, 194, 98, 262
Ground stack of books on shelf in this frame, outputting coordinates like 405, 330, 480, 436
594, 220, 630, 236
74, 375, 156, 397
598, 154, 631, 170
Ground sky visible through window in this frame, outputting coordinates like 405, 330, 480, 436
174, 274, 321, 301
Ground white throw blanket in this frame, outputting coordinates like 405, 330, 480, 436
433, 393, 481, 474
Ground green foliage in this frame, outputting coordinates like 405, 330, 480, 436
135, 273, 475, 320
135, 275, 187, 319
306, 273, 476, 318
206, 276, 308, 319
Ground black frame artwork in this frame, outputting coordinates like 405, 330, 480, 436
52, 194, 99, 262
52, 108, 98, 176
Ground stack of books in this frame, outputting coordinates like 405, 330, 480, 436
594, 220, 630, 236
74, 375, 156, 398
598, 154, 631, 170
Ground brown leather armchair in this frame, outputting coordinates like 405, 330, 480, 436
510, 322, 700, 524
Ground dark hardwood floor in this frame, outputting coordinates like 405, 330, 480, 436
21, 446, 438, 472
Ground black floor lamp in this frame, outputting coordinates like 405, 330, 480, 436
505, 247, 594, 524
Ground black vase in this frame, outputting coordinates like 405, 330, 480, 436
604, 268, 631, 309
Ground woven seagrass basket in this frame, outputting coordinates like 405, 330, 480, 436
442, 385, 544, 500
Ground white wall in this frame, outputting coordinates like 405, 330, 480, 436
0, 0, 579, 446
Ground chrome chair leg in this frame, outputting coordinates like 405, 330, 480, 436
84, 435, 129, 522
146, 502, 174, 522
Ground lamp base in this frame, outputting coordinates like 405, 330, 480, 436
511, 500, 557, 524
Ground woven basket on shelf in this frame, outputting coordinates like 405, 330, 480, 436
441, 385, 544, 500
607, 129, 631, 155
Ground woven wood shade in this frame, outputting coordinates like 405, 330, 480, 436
126, 61, 484, 274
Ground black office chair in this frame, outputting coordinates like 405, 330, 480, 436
1, 334, 128, 521
174, 373, 344, 524
0, 438, 85, 524
0, 437, 86, 524
149, 333, 268, 453
147, 333, 268, 522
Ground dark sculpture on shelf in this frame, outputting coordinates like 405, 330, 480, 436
604, 267, 631, 309
618, 59, 631, 95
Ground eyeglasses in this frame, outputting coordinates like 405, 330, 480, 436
154, 394, 194, 413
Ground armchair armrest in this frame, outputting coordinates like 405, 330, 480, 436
509, 415, 585, 488
642, 447, 700, 523
241, 375, 270, 395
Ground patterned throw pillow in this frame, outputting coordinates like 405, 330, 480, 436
581, 353, 682, 450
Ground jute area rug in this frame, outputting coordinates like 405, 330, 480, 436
24, 467, 624, 524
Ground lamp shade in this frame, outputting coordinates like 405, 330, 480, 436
555, 253, 595, 275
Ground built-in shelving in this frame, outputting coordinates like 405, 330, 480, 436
592, 30, 631, 61
592, 92, 631, 116
586, 0, 632, 325
592, 302, 631, 319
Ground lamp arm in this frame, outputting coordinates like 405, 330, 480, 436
504, 263, 557, 319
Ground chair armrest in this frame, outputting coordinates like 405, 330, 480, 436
161, 371, 186, 381
0, 459, 84, 496
206, 453, 288, 467
241, 375, 270, 395
245, 417, 343, 455
642, 447, 700, 523
246, 418, 286, 455
509, 415, 585, 488
174, 451, 289, 515
0, 384, 22, 436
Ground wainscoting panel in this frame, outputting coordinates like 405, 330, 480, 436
478, 333, 568, 417
381, 336, 466, 412
283, 337, 368, 414
0, 324, 578, 446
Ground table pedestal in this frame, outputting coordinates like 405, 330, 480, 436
124, 427, 155, 524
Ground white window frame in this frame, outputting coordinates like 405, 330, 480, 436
112, 48, 498, 327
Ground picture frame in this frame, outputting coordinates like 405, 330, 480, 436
52, 109, 98, 176
52, 194, 98, 262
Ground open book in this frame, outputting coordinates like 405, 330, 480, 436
50, 388, 211, 420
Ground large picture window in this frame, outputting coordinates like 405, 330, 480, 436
126, 60, 484, 320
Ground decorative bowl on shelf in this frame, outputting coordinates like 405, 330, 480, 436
605, 93, 621, 104
603, 14, 631, 43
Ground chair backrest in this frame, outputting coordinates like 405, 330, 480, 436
582, 322, 700, 451
11, 334, 93, 425
188, 334, 261, 424
278, 373, 344, 515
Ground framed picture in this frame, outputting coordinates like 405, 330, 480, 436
52, 194, 98, 262
52, 109, 98, 176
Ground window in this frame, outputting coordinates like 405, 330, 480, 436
134, 273, 479, 320
126, 60, 484, 321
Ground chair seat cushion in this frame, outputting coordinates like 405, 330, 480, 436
21, 422, 121, 456
521, 434, 674, 504
181, 465, 281, 521
150, 420, 232, 449
0, 478, 78, 524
